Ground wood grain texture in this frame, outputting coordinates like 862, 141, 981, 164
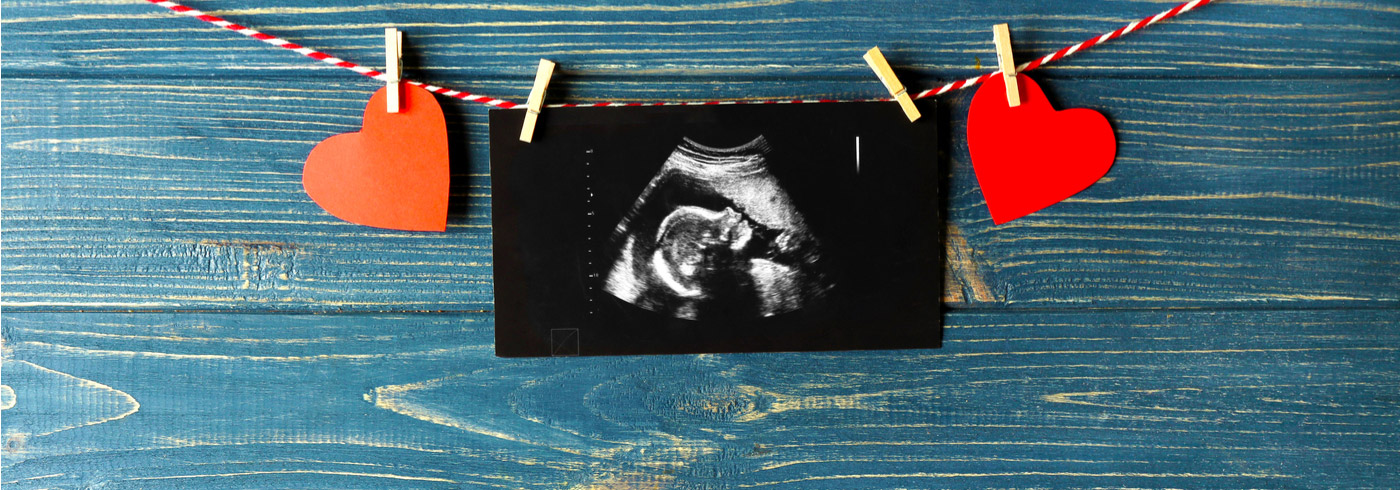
2, 0, 1398, 487
2, 0, 1397, 79
3, 310, 1398, 489
3, 77, 1397, 310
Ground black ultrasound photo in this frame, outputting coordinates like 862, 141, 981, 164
490, 101, 940, 357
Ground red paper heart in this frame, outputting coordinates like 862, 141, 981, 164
303, 85, 449, 232
967, 74, 1116, 225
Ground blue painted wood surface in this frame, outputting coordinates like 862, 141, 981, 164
2, 0, 1398, 488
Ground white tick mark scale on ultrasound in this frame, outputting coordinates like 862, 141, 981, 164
586, 148, 598, 315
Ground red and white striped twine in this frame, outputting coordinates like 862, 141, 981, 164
146, 0, 520, 108
145, 0, 1212, 109
913, 0, 1211, 99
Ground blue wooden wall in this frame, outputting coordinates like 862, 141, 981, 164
3, 0, 1398, 488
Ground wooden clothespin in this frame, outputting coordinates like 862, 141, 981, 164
519, 59, 556, 143
863, 46, 921, 122
993, 23, 1020, 108
385, 27, 404, 113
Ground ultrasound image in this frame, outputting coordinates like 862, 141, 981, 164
490, 100, 940, 356
602, 136, 832, 320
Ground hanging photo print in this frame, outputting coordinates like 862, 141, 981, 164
490, 102, 941, 356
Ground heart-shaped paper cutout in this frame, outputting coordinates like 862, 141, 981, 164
303, 85, 449, 232
967, 74, 1116, 224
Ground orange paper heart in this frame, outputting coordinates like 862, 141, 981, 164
303, 85, 449, 232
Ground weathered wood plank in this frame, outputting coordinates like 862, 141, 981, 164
3, 1, 1396, 489
3, 0, 1397, 82
3, 309, 1397, 488
3, 77, 1396, 310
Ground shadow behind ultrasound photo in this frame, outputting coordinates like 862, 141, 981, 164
491, 101, 941, 357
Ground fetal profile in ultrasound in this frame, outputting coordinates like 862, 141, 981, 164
602, 136, 833, 321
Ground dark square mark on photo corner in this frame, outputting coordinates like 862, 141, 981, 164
550, 328, 579, 357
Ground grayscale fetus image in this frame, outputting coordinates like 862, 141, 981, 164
603, 136, 832, 320
489, 100, 941, 356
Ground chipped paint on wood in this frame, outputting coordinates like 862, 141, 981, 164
2, 311, 1398, 488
